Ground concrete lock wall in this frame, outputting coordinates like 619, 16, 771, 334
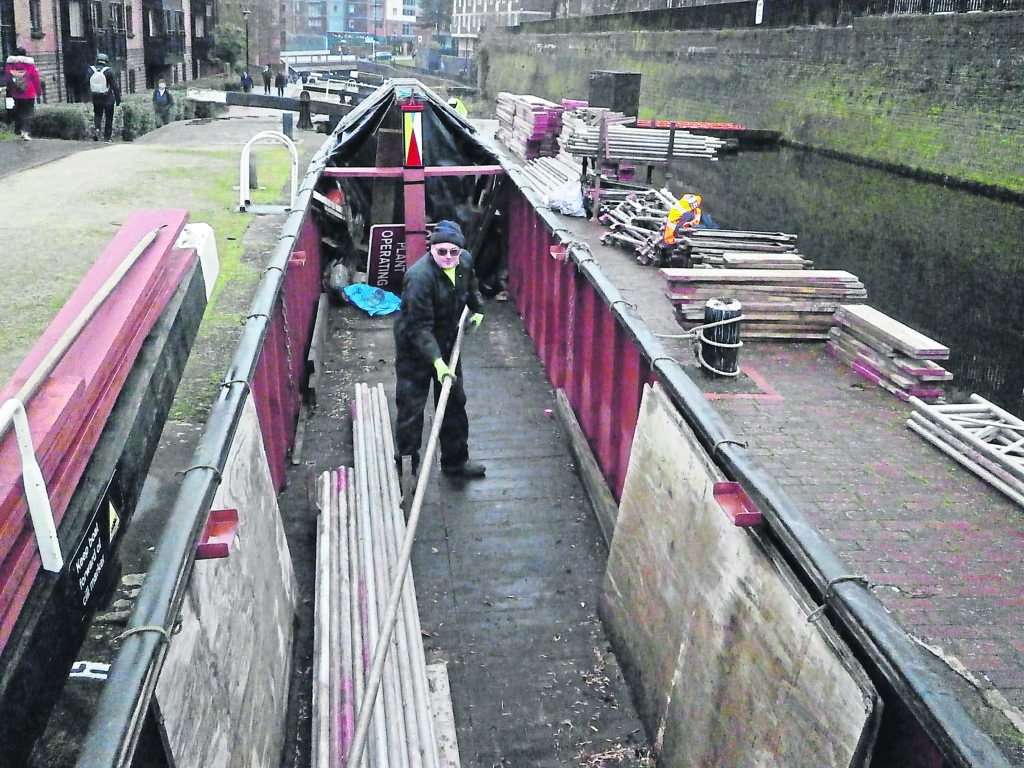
155, 395, 299, 767
478, 12, 1024, 193
601, 383, 879, 766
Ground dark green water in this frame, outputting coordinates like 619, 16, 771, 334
667, 147, 1024, 415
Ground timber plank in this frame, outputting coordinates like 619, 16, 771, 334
835, 303, 949, 359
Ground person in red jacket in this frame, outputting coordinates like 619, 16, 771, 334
4, 47, 42, 141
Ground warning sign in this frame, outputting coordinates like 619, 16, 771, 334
368, 222, 439, 294
368, 224, 408, 294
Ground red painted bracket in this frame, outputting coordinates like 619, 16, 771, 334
712, 482, 762, 527
196, 508, 239, 559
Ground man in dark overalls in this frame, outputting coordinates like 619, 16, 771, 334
393, 220, 486, 478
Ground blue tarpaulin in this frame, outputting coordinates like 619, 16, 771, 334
343, 284, 401, 315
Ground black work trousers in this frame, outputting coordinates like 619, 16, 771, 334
92, 96, 115, 140
394, 358, 469, 471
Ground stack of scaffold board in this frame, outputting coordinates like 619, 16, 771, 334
826, 304, 952, 402
495, 92, 565, 161
660, 268, 867, 339
906, 395, 1024, 508
680, 229, 812, 269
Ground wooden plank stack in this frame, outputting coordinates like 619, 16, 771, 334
660, 268, 867, 339
680, 229, 812, 269
827, 304, 951, 402
906, 395, 1024, 508
495, 92, 565, 161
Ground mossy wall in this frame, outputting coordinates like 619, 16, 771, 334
478, 12, 1024, 192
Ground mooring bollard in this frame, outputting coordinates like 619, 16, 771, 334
700, 297, 743, 376
297, 91, 313, 130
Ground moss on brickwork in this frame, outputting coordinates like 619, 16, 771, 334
479, 13, 1024, 193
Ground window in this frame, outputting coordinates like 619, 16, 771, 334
126, 5, 133, 35
90, 0, 104, 30
69, 0, 85, 36
110, 2, 124, 31
30, 0, 43, 35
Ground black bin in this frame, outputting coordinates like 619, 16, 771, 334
588, 71, 642, 117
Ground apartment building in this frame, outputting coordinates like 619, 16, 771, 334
0, 0, 216, 103
450, 0, 548, 57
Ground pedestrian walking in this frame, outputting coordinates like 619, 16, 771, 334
241, 71, 253, 93
4, 47, 41, 141
262, 66, 272, 94
393, 220, 487, 479
152, 79, 174, 126
275, 70, 287, 97
88, 53, 121, 142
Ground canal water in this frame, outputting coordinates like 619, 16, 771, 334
667, 147, 1024, 416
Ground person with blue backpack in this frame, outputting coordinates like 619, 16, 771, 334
88, 53, 121, 142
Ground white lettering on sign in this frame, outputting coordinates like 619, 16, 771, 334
71, 520, 106, 607
376, 228, 395, 287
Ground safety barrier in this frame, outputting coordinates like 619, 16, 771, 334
238, 130, 300, 213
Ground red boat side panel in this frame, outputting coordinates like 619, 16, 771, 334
0, 210, 197, 656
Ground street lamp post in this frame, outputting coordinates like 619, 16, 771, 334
242, 8, 250, 69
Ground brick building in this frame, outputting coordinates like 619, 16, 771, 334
1, 0, 229, 103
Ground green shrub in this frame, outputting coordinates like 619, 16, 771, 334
25, 104, 93, 140
11, 89, 228, 141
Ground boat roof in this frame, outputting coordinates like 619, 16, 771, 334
323, 78, 501, 170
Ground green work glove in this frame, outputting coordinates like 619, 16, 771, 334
469, 313, 484, 330
433, 358, 454, 383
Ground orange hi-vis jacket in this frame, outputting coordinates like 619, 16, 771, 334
663, 194, 703, 244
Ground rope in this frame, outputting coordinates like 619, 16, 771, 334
655, 314, 746, 377
807, 575, 872, 623
115, 625, 171, 645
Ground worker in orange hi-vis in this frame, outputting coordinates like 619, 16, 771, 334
662, 193, 703, 245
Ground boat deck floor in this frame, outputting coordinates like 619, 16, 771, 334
280, 295, 651, 767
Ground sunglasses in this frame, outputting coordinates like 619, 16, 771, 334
432, 246, 460, 256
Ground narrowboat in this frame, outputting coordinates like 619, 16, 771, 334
3, 78, 1017, 768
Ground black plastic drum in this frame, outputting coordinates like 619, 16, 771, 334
700, 297, 742, 376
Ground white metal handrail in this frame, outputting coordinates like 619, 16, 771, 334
0, 398, 63, 572
238, 130, 299, 212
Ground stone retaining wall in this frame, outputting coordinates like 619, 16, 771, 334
478, 12, 1024, 192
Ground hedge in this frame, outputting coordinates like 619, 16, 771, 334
2, 86, 228, 141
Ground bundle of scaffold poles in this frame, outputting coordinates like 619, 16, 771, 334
312, 382, 451, 768
560, 108, 727, 162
